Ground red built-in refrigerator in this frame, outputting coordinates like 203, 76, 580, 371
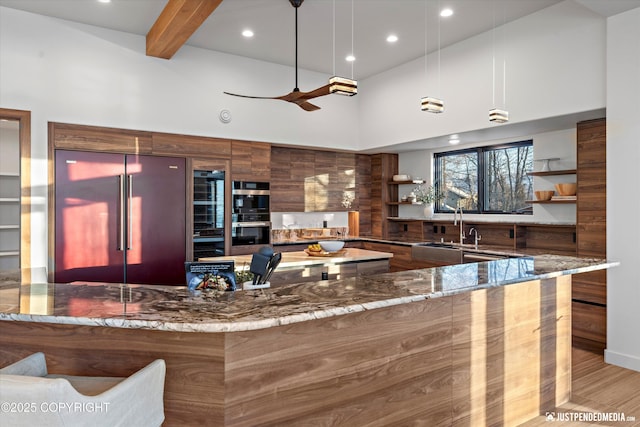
55, 150, 186, 285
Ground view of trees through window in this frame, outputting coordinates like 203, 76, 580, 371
435, 141, 534, 214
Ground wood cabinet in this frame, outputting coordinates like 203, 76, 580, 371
370, 153, 398, 238
231, 140, 270, 182
360, 241, 441, 272
355, 155, 372, 236
573, 118, 607, 351
269, 146, 361, 213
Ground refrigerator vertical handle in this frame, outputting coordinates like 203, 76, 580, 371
117, 174, 125, 251
127, 174, 133, 250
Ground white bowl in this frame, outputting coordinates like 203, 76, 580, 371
392, 174, 410, 181
319, 241, 345, 252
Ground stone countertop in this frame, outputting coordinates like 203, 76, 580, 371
387, 217, 576, 226
273, 236, 572, 257
200, 248, 393, 269
0, 255, 617, 333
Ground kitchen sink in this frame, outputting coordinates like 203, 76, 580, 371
411, 242, 462, 264
415, 242, 456, 249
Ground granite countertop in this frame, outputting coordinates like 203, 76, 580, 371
0, 255, 617, 333
273, 236, 572, 257
200, 248, 393, 269
387, 217, 576, 226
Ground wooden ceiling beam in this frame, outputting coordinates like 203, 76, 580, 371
146, 0, 223, 59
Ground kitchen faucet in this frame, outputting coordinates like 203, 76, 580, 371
469, 227, 481, 250
453, 206, 466, 245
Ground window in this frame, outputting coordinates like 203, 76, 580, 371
434, 140, 533, 214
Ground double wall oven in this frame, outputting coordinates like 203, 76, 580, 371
231, 181, 271, 247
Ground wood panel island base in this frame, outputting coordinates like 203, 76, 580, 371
0, 256, 617, 426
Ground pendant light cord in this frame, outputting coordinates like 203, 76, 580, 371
295, 4, 299, 91
437, 0, 441, 97
502, 4, 507, 108
350, 0, 354, 80
492, 1, 496, 106
424, 0, 427, 87
332, 0, 335, 76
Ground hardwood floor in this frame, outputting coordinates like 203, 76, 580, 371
520, 347, 640, 426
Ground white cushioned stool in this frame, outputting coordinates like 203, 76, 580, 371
0, 352, 165, 427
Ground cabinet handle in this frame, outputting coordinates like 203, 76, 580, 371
127, 174, 133, 250
117, 175, 125, 251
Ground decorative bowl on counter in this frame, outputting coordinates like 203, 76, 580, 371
392, 174, 411, 182
534, 190, 554, 201
554, 183, 577, 196
319, 241, 345, 252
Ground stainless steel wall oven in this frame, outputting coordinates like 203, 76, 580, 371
232, 181, 271, 246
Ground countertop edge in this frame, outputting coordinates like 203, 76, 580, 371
0, 258, 619, 333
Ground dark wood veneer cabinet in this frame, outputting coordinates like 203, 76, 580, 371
231, 140, 270, 182
574, 118, 607, 351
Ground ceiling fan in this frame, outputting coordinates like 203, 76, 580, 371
223, 0, 333, 112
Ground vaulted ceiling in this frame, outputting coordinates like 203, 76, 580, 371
5, 0, 638, 81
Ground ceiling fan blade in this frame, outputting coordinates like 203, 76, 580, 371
296, 101, 321, 111
223, 91, 282, 100
297, 84, 331, 101
225, 90, 321, 111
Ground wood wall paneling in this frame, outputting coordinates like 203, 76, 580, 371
387, 220, 423, 241
524, 225, 577, 254
231, 140, 271, 182
355, 154, 372, 235
269, 147, 364, 215
52, 122, 153, 154
574, 118, 607, 350
152, 132, 231, 158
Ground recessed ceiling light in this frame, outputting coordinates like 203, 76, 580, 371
97, 0, 111, 3
440, 8, 453, 17
386, 34, 398, 43
449, 134, 460, 144
242, 29, 254, 38
345, 54, 356, 62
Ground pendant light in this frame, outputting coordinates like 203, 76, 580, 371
421, 0, 444, 113
329, 0, 357, 96
489, 1, 508, 123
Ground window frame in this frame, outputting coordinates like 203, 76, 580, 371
434, 139, 533, 215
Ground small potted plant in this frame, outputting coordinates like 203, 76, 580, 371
413, 183, 441, 218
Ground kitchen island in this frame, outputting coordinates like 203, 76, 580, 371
201, 247, 393, 287
0, 255, 618, 426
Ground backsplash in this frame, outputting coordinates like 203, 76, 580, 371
271, 212, 350, 243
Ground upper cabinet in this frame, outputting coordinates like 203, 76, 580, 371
231, 141, 271, 182
270, 147, 362, 213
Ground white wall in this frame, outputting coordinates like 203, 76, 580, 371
358, 1, 605, 150
0, 7, 359, 149
0, 6, 358, 271
605, 7, 640, 372
0, 2, 616, 277
397, 129, 577, 224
